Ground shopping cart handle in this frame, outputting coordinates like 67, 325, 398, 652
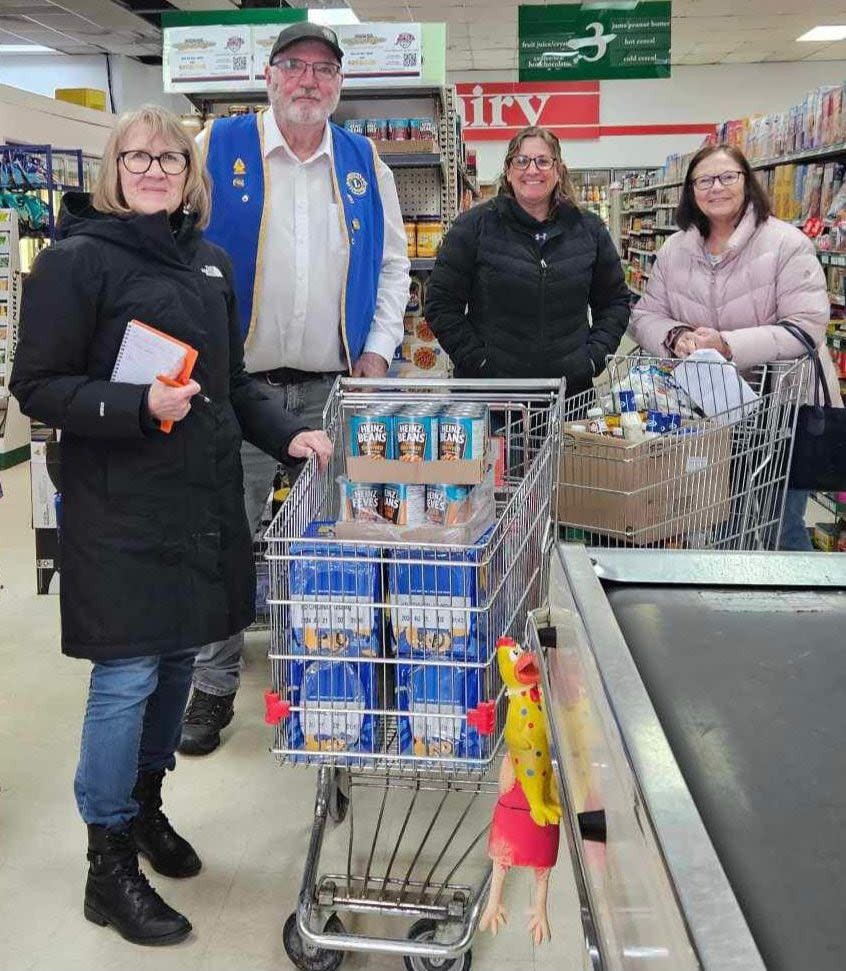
467, 700, 496, 735
264, 690, 291, 725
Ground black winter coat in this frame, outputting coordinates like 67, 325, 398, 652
425, 196, 630, 395
11, 194, 306, 661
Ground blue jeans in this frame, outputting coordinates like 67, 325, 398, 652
779, 488, 813, 551
191, 375, 335, 696
74, 648, 197, 828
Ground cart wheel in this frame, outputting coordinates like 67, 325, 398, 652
328, 770, 349, 824
403, 919, 472, 971
282, 912, 345, 971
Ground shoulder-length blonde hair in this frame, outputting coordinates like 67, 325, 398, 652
92, 104, 211, 229
497, 125, 578, 212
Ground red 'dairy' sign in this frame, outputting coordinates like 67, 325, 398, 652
456, 81, 600, 141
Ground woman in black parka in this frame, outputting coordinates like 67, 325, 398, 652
426, 126, 630, 395
10, 105, 331, 947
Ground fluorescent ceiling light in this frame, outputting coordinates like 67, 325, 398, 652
0, 44, 57, 53
581, 1, 639, 9
797, 25, 846, 42
308, 8, 360, 26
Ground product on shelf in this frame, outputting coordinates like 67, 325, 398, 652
415, 215, 443, 258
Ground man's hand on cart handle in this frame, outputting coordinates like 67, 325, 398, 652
288, 430, 333, 471
351, 352, 389, 378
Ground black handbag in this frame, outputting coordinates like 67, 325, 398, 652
781, 322, 846, 491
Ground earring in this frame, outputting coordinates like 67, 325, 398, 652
182, 202, 191, 215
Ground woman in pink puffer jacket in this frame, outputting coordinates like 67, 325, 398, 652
630, 142, 842, 550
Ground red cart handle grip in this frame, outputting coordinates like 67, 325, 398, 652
467, 701, 496, 736
264, 690, 291, 725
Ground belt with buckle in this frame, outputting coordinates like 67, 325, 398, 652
252, 367, 343, 386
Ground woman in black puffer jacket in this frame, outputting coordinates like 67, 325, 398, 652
426, 126, 629, 396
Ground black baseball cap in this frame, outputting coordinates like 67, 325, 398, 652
269, 23, 344, 65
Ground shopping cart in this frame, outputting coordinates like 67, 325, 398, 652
558, 354, 810, 550
264, 377, 563, 971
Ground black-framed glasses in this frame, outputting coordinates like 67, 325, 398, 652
119, 150, 189, 176
271, 56, 341, 81
510, 154, 556, 172
691, 170, 743, 191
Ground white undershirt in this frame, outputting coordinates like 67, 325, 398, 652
198, 111, 409, 373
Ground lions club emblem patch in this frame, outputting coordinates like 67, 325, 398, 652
346, 172, 367, 197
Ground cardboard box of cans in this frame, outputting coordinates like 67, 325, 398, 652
558, 420, 732, 544
345, 403, 489, 485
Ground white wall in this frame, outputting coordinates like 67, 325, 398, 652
0, 54, 192, 116
451, 61, 846, 181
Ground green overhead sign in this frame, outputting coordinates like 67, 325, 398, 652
518, 2, 671, 81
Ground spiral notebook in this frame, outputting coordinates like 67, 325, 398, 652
111, 319, 198, 433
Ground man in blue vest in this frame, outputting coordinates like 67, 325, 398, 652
179, 22, 409, 755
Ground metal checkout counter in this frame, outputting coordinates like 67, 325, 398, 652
537, 546, 846, 971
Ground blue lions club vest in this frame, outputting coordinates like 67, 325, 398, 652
203, 112, 385, 368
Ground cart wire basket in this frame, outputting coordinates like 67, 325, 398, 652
558, 354, 810, 550
264, 377, 563, 970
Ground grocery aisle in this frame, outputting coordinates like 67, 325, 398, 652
0, 461, 590, 971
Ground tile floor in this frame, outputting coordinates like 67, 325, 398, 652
0, 460, 591, 971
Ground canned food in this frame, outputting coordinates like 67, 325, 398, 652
418, 117, 437, 141
406, 275, 424, 316
416, 216, 443, 258
404, 218, 417, 258
340, 480, 383, 522
408, 118, 422, 140
438, 411, 486, 461
348, 411, 394, 458
387, 118, 410, 140
382, 483, 426, 526
395, 411, 438, 462
426, 484, 470, 526
365, 118, 387, 140
343, 118, 366, 135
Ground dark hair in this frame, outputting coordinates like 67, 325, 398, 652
676, 143, 771, 236
497, 125, 578, 210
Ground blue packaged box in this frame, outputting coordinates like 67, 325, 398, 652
287, 658, 377, 754
289, 522, 382, 658
396, 663, 487, 760
387, 527, 492, 661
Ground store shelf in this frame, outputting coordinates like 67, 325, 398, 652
622, 179, 683, 196
750, 141, 846, 170
622, 206, 655, 216
629, 229, 655, 236
817, 251, 846, 267
382, 152, 442, 168
410, 257, 436, 271
654, 225, 680, 233
655, 203, 678, 209
829, 292, 845, 307
628, 247, 657, 257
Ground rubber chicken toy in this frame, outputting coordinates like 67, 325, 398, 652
480, 636, 561, 943
497, 636, 560, 827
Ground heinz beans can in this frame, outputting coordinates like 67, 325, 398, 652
382, 483, 426, 526
348, 411, 393, 459
394, 410, 438, 462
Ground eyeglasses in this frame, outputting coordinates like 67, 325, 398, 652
510, 154, 556, 172
271, 57, 341, 81
119, 150, 189, 176
691, 170, 743, 191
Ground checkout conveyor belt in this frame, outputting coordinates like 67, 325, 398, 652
606, 583, 846, 971
546, 547, 846, 971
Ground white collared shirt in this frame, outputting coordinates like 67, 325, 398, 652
198, 112, 409, 373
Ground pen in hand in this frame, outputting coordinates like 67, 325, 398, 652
156, 373, 212, 405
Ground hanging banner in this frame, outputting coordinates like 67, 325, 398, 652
456, 82, 600, 141
518, 2, 671, 81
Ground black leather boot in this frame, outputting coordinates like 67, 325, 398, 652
178, 688, 235, 755
84, 824, 191, 946
132, 769, 202, 878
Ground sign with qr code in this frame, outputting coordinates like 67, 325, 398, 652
337, 23, 422, 85
164, 25, 252, 88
